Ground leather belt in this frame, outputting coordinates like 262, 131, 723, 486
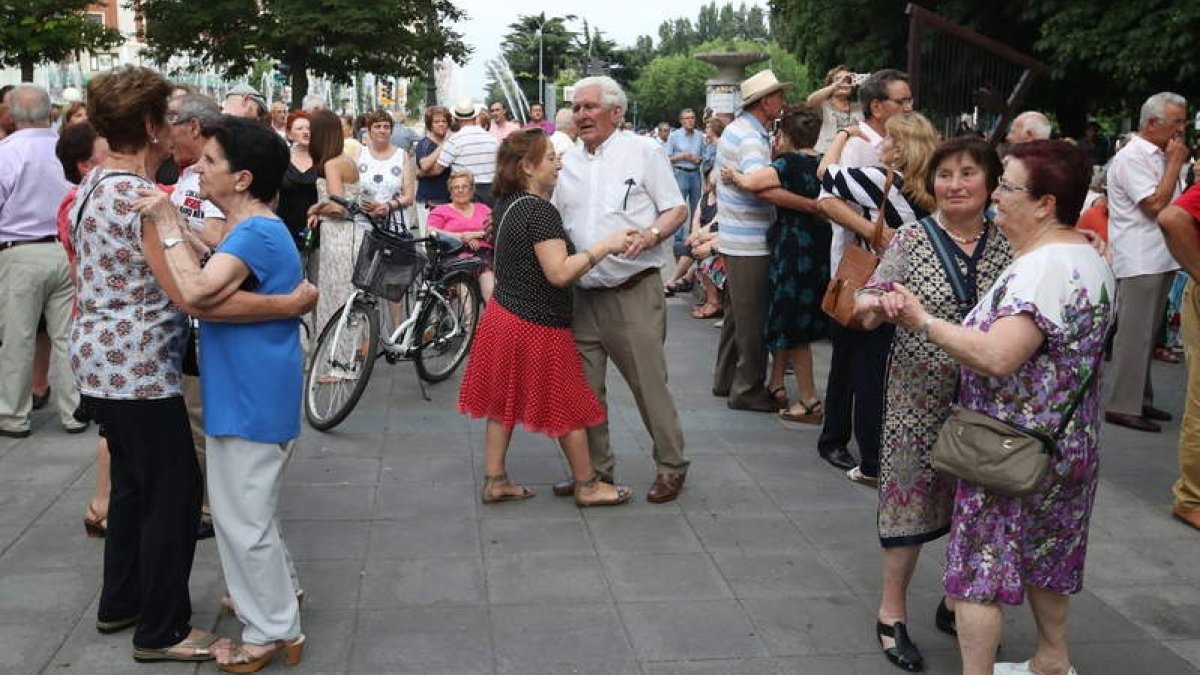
580, 267, 658, 293
0, 235, 57, 251
673, 166, 698, 172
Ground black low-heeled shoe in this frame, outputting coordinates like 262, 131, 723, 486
935, 598, 956, 636
876, 621, 925, 672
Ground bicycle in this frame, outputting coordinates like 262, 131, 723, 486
303, 195, 483, 431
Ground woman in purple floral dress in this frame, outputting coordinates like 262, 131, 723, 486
870, 141, 1115, 675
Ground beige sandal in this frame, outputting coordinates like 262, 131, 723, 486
217, 634, 305, 673
481, 473, 535, 504
132, 630, 218, 663
574, 475, 633, 508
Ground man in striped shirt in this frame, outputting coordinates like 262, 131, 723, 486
712, 70, 790, 412
435, 99, 500, 206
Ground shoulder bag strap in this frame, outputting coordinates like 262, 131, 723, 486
71, 171, 142, 241
1052, 327, 1112, 439
868, 167, 894, 253
918, 216, 972, 308
491, 194, 537, 273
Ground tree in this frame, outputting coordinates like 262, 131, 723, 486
486, 13, 579, 107
137, 0, 469, 109
0, 0, 123, 82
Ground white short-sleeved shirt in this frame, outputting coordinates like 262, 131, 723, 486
437, 125, 499, 183
1107, 133, 1182, 278
170, 165, 225, 230
552, 130, 685, 289
714, 112, 775, 257
821, 122, 884, 274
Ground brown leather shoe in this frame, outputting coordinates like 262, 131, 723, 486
1172, 505, 1200, 531
646, 473, 686, 503
1143, 405, 1173, 422
1104, 411, 1161, 433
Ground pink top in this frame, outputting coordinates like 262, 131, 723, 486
427, 202, 493, 248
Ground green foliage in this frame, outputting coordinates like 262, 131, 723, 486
0, 0, 124, 81
137, 0, 469, 108
649, 2, 771, 57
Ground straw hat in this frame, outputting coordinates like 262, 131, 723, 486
740, 70, 792, 107
452, 98, 478, 120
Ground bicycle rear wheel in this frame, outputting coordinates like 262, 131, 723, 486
414, 272, 481, 383
304, 300, 380, 430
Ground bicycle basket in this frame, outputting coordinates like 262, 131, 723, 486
352, 229, 425, 301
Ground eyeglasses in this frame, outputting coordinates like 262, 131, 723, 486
166, 112, 193, 125
886, 97, 914, 107
996, 177, 1032, 194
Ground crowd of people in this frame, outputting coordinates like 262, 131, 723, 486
1, 58, 1198, 675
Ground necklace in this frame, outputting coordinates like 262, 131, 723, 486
934, 211, 984, 244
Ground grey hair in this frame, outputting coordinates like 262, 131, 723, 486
574, 76, 627, 113
858, 69, 908, 121
176, 93, 221, 127
1014, 111, 1051, 140
9, 84, 51, 127
1140, 92, 1187, 128
301, 93, 327, 113
553, 107, 574, 130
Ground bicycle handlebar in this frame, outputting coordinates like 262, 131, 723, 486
328, 194, 464, 253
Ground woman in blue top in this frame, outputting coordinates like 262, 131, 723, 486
135, 116, 310, 673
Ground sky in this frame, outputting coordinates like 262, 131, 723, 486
445, 0, 771, 102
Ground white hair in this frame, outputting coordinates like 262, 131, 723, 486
573, 76, 627, 113
301, 93, 327, 113
1140, 92, 1187, 129
1014, 111, 1051, 140
554, 107, 574, 130
9, 84, 51, 127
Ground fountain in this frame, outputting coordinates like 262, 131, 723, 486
488, 55, 529, 124
694, 51, 769, 117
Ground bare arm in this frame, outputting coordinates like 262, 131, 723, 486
816, 129, 853, 179
534, 230, 632, 288
1159, 204, 1200, 278
1139, 138, 1188, 219
757, 187, 820, 214
398, 155, 416, 207
819, 196, 890, 243
806, 82, 835, 104
721, 165, 780, 192
417, 139, 444, 176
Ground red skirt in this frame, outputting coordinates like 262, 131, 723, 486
458, 300, 605, 438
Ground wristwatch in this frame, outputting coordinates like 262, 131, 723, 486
162, 237, 184, 250
648, 227, 661, 242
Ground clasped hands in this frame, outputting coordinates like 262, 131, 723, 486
860, 282, 930, 332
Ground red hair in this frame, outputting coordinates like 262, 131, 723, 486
1006, 140, 1093, 225
286, 110, 309, 132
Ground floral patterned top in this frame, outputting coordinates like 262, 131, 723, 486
68, 168, 188, 400
943, 242, 1116, 605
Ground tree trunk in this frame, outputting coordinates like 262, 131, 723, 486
289, 55, 309, 110
20, 60, 34, 83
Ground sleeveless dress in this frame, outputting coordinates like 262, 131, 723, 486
359, 146, 407, 229
315, 179, 363, 336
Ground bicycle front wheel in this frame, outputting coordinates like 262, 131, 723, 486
414, 272, 481, 383
304, 300, 380, 430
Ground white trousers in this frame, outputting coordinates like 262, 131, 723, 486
206, 435, 301, 644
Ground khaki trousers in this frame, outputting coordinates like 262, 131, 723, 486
182, 374, 210, 517
573, 272, 687, 480
1175, 280, 1200, 509
1107, 272, 1174, 415
0, 242, 78, 431
713, 254, 771, 402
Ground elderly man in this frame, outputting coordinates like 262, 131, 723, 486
548, 107, 577, 157
301, 94, 326, 113
551, 76, 690, 503
666, 108, 704, 221
712, 70, 790, 412
523, 102, 555, 134
487, 100, 519, 141
435, 99, 500, 206
814, 69, 913, 480
1007, 110, 1052, 145
0, 85, 84, 437
222, 83, 268, 122
1159, 182, 1200, 530
1105, 92, 1190, 432
269, 101, 288, 139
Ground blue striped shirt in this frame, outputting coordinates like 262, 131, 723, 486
715, 112, 774, 256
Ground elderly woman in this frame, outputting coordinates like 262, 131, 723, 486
870, 141, 1114, 675
70, 65, 308, 665
63, 100, 88, 127
427, 171, 495, 300
458, 129, 634, 507
852, 137, 1009, 672
308, 109, 362, 335
415, 105, 452, 232
134, 115, 312, 672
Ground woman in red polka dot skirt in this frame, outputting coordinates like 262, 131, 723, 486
458, 129, 635, 507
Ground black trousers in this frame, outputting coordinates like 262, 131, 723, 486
88, 395, 201, 649
817, 322, 893, 477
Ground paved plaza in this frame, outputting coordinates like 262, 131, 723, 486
2, 290, 1199, 674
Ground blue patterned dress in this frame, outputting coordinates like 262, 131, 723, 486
764, 152, 831, 349
943, 243, 1115, 605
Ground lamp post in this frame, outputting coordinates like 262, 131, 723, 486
537, 25, 544, 106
